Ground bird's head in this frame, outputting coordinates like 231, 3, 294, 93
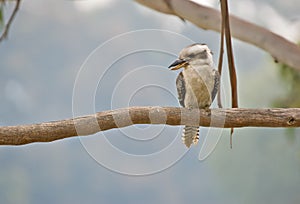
168, 43, 213, 70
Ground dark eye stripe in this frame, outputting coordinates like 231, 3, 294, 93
187, 50, 208, 59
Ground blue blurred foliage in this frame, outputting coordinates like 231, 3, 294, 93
0, 1, 300, 204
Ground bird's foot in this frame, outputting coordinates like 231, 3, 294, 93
204, 107, 211, 116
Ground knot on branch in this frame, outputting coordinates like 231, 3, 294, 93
287, 116, 296, 125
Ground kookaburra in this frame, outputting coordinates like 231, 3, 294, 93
168, 43, 220, 148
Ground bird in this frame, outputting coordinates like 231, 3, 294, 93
168, 43, 220, 148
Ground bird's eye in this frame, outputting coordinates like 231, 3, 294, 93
210, 51, 213, 55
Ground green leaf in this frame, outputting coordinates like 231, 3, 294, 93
272, 42, 300, 108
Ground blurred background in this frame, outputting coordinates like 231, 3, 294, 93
0, 0, 300, 203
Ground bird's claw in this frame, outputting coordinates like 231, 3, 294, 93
204, 107, 211, 116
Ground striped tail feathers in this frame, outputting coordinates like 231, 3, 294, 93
182, 126, 199, 148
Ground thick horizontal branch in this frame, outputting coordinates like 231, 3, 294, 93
0, 107, 299, 145
135, 0, 300, 71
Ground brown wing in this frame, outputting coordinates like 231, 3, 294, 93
176, 72, 186, 107
211, 69, 220, 102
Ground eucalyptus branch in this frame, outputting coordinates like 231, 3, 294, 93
135, 0, 300, 71
0, 107, 299, 145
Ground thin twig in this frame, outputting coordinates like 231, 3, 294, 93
0, 0, 21, 42
217, 7, 225, 109
220, 0, 238, 148
220, 0, 238, 108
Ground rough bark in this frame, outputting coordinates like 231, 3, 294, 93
0, 107, 299, 145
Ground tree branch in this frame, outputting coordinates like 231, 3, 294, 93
135, 0, 300, 71
0, 0, 20, 42
0, 107, 299, 145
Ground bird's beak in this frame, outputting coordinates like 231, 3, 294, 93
168, 59, 188, 70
